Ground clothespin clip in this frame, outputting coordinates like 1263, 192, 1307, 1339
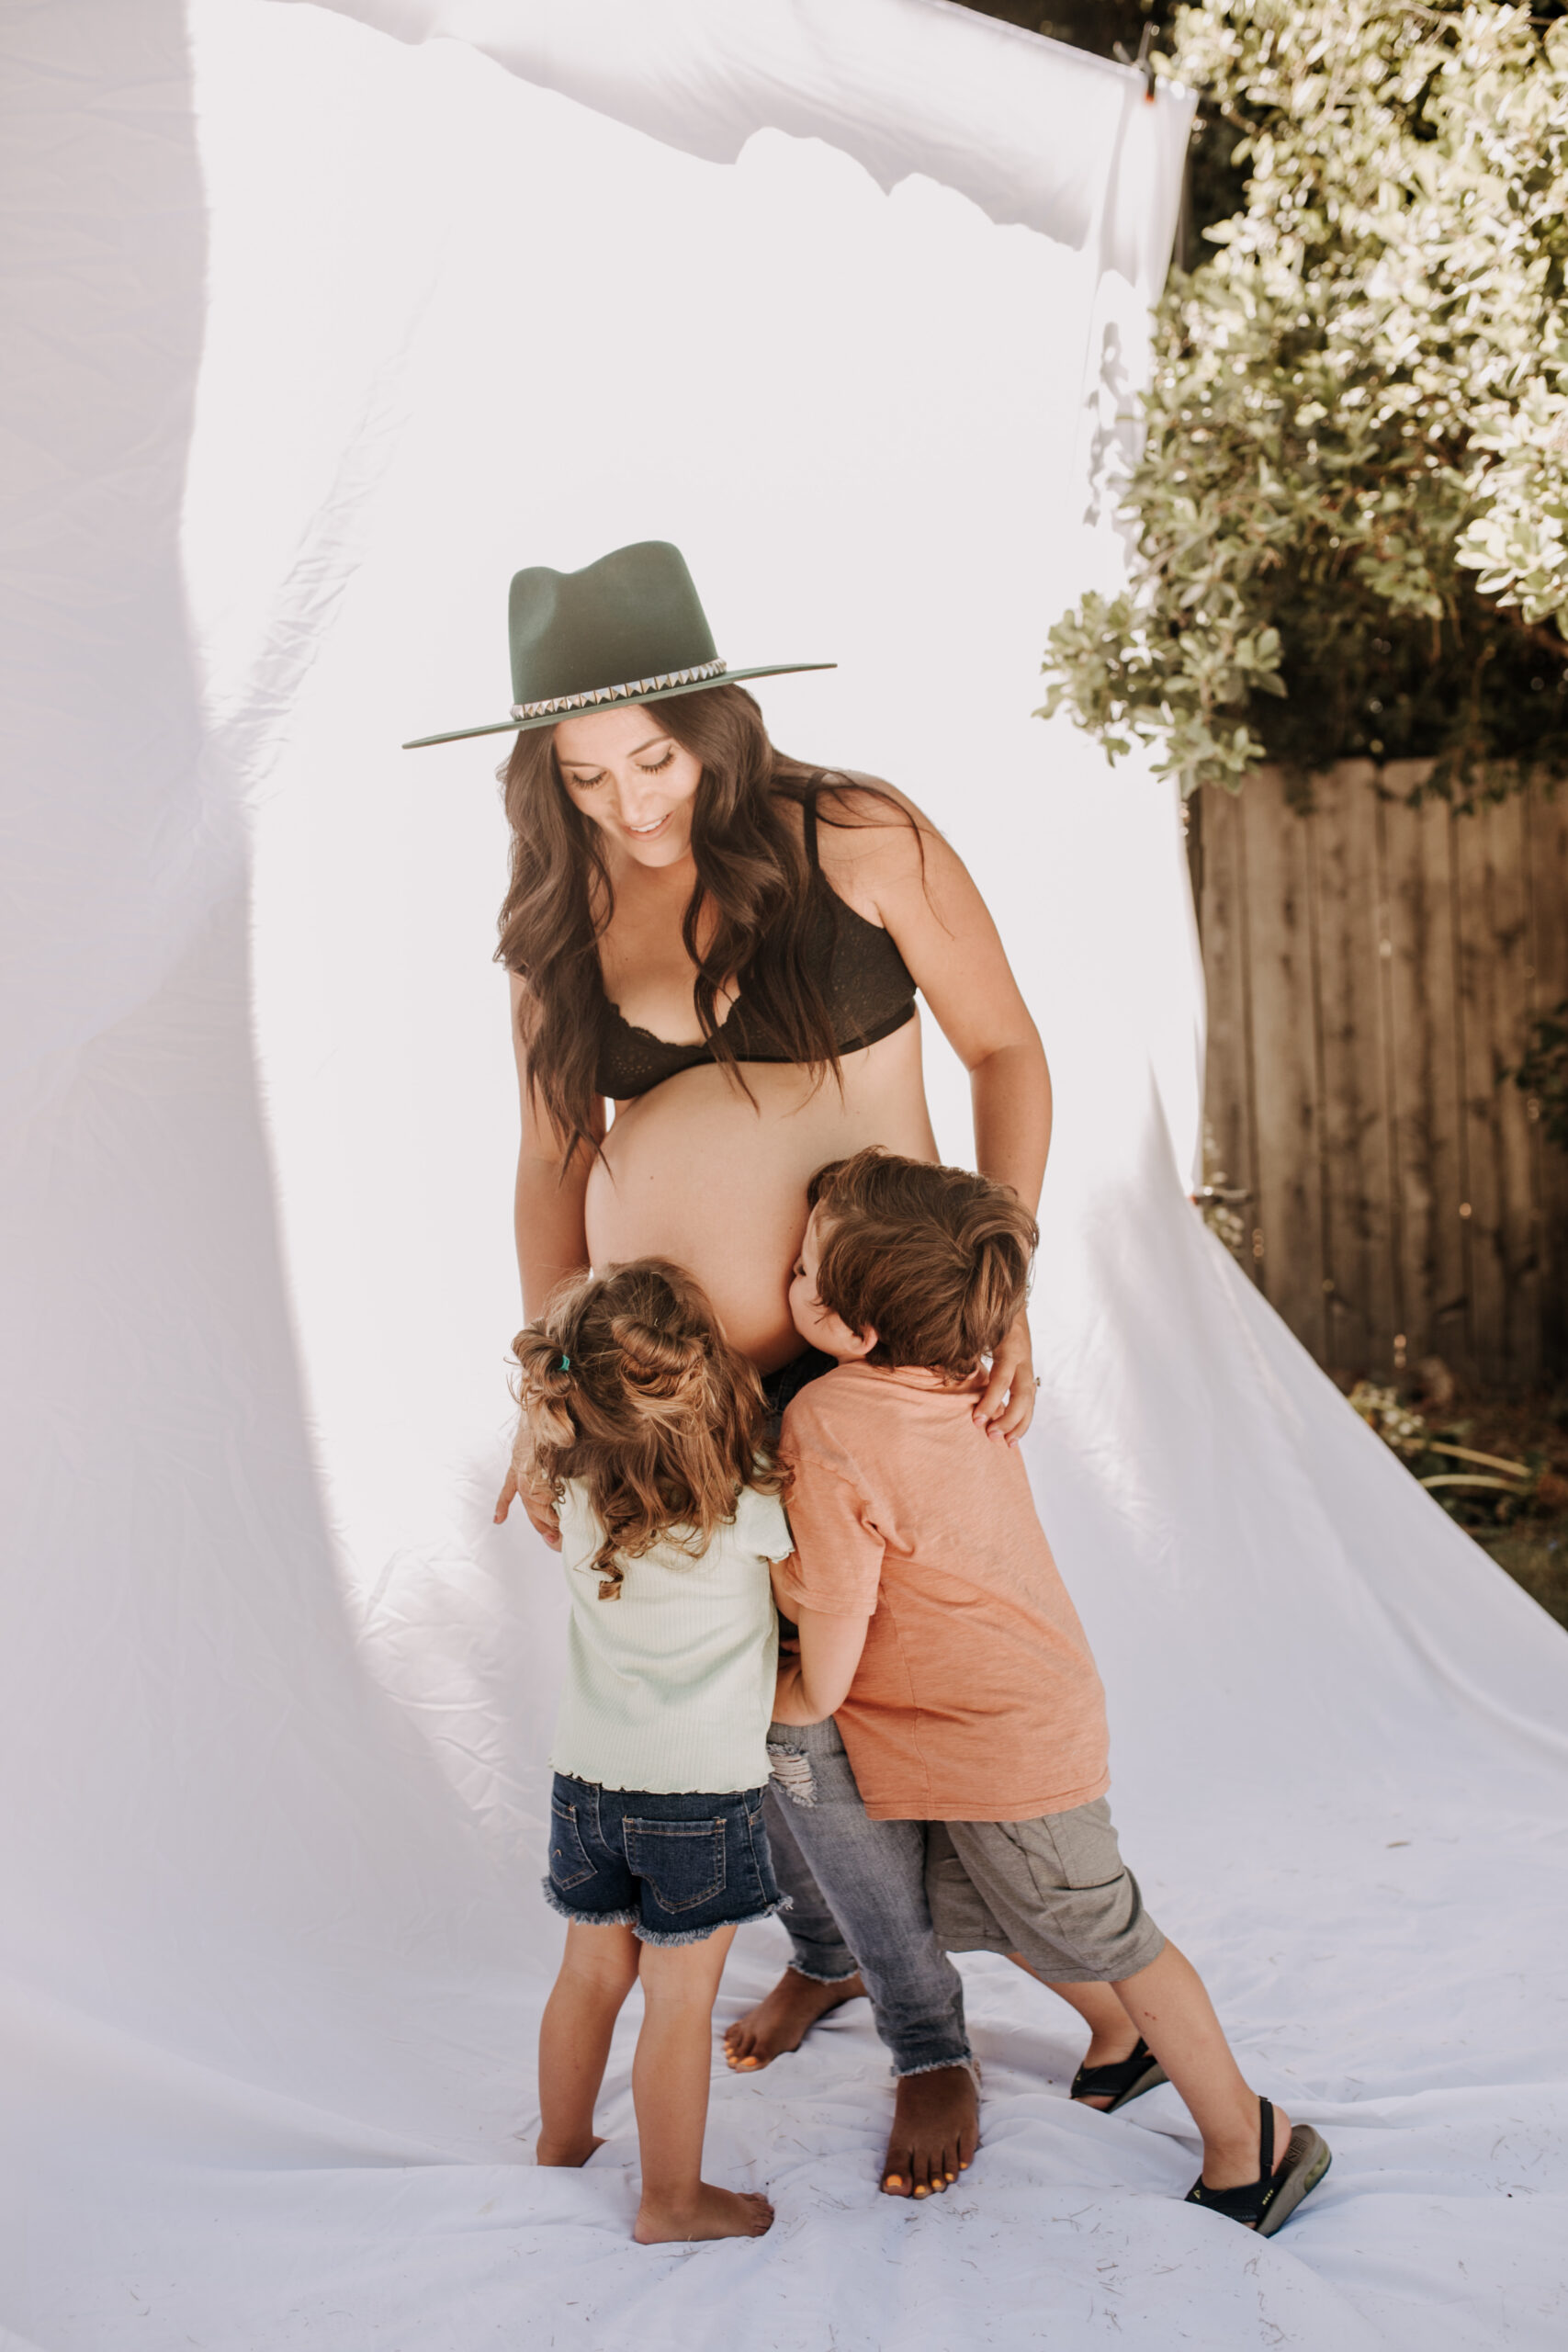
1113, 23, 1158, 103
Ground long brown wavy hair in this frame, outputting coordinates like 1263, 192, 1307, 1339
494, 683, 916, 1158
511, 1259, 787, 1599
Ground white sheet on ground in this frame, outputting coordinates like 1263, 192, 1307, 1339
0, 3, 1562, 2347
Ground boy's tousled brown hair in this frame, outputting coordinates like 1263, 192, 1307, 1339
511, 1259, 784, 1598
806, 1148, 1037, 1380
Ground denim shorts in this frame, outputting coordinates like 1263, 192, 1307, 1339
544, 1771, 787, 1947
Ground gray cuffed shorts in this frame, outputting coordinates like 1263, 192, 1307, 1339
926, 1798, 1166, 1984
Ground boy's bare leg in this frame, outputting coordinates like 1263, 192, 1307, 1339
881, 2065, 980, 2199
1113, 1942, 1292, 2198
724, 1967, 868, 2070
1005, 1956, 1142, 2106
536, 1918, 641, 2165
633, 1925, 774, 2244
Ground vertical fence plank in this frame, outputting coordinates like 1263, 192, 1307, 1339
1243, 771, 1326, 1356
1495, 792, 1543, 1383
1528, 785, 1568, 1377
1200, 763, 1565, 1389
1452, 797, 1539, 1383
1382, 777, 1471, 1379
1312, 762, 1397, 1376
1197, 785, 1258, 1280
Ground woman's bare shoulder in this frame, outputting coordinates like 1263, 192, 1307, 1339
808, 773, 942, 909
813, 768, 931, 826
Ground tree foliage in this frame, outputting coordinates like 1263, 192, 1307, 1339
1040, 0, 1568, 802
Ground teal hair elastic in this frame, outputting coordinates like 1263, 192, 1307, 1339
558, 1353, 571, 1372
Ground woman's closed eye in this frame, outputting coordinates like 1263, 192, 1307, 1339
564, 748, 676, 788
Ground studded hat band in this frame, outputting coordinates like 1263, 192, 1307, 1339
510, 655, 728, 722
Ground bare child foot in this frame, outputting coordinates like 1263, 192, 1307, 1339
881, 2064, 979, 2198
724, 1967, 867, 2071
634, 2183, 775, 2243
536, 2131, 605, 2166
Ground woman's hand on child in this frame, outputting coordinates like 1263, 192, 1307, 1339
974, 1309, 1037, 1445
493, 1464, 563, 1551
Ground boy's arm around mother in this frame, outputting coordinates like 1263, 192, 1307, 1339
769, 1556, 872, 1726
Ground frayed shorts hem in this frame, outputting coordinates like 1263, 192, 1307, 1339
634, 1894, 792, 1947
542, 1876, 792, 1944
541, 1878, 639, 1930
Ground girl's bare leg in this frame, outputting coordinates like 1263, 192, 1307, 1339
631, 1924, 774, 2244
536, 1918, 641, 2166
1114, 1942, 1291, 2194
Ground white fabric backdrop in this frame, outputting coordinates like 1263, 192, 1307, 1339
2, 3, 1564, 2347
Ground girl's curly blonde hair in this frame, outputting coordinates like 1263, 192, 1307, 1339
511, 1259, 786, 1599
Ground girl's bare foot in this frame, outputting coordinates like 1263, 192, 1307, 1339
723, 1968, 866, 2071
881, 2064, 979, 2198
634, 2184, 774, 2243
536, 2132, 605, 2166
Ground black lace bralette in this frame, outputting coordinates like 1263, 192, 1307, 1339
592, 797, 917, 1102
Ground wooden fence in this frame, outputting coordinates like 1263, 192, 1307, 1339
1195, 762, 1568, 1389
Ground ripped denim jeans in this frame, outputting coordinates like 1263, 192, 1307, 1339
763, 1713, 971, 2078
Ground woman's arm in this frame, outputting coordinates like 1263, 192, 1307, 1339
495, 973, 605, 1543
818, 787, 1051, 1442
509, 972, 604, 1317
770, 1563, 874, 1724
966, 1038, 1050, 1442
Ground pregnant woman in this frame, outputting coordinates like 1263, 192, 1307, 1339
411, 540, 1132, 2191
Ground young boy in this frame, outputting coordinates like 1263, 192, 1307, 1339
770, 1148, 1331, 2234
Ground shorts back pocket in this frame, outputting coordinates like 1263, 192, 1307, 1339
548, 1798, 596, 1893
624, 1817, 727, 1915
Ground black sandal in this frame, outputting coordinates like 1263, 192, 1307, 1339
1185, 2096, 1332, 2236
1069, 2036, 1168, 2113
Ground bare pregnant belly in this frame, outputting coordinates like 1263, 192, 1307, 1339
584, 1015, 940, 1370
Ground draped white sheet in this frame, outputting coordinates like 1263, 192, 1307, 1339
1, 4, 1564, 2347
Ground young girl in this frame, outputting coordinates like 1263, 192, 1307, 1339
513, 1259, 791, 2244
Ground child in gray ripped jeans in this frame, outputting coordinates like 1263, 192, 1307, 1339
769, 1146, 1332, 2236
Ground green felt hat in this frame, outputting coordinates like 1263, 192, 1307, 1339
402, 539, 834, 749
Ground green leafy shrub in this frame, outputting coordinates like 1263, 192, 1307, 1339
1041, 0, 1568, 804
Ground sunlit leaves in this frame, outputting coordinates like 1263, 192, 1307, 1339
1040, 1, 1568, 800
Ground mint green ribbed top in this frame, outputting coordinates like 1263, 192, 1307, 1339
549, 1481, 794, 1796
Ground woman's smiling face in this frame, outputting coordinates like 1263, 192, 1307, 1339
553, 703, 705, 868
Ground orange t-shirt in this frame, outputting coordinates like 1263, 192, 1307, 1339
775, 1363, 1109, 1823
